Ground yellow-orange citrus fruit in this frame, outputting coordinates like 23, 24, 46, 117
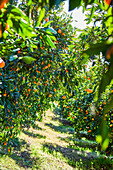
5, 23, 9, 30
106, 45, 113, 59
0, 58, 5, 68
58, 29, 61, 33
45, 18, 49, 22
0, 0, 9, 9
62, 95, 66, 99
104, 0, 111, 5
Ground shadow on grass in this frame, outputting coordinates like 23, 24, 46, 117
42, 142, 113, 169
0, 138, 26, 156
1, 138, 40, 169
52, 115, 73, 126
22, 129, 46, 139
59, 135, 98, 151
12, 138, 41, 169
45, 122, 74, 134
32, 124, 42, 130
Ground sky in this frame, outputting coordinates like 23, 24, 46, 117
63, 0, 94, 30
17, 0, 93, 31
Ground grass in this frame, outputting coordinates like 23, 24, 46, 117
0, 109, 113, 170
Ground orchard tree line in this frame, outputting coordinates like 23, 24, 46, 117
0, 0, 113, 155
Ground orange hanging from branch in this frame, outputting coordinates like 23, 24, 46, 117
5, 23, 9, 30
0, 23, 2, 37
0, 58, 5, 68
106, 45, 113, 60
0, 0, 9, 10
104, 0, 111, 5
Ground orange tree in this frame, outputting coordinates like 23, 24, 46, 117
0, 0, 113, 154
50, 0, 113, 152
57, 26, 113, 153
0, 0, 58, 153
0, 0, 80, 154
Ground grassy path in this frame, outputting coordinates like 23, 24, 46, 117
0, 109, 113, 169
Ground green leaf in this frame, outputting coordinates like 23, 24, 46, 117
42, 21, 53, 27
9, 55, 18, 61
49, 35, 57, 41
12, 48, 20, 53
100, 117, 109, 141
28, 0, 32, 6
99, 62, 113, 96
49, 0, 65, 9
46, 35, 56, 48
96, 116, 109, 150
83, 42, 109, 57
96, 135, 102, 144
37, 8, 45, 27
20, 56, 36, 64
102, 138, 109, 151
87, 6, 95, 24
103, 95, 113, 113
11, 6, 28, 22
20, 20, 35, 38
69, 0, 81, 11
42, 27, 57, 35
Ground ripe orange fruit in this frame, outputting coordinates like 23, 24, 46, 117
88, 130, 91, 133
62, 33, 65, 36
8, 148, 10, 152
106, 45, 113, 59
104, 0, 111, 5
27, 88, 31, 92
62, 95, 66, 99
23, 77, 25, 81
5, 23, 9, 30
58, 29, 61, 33
0, 0, 9, 10
49, 94, 52, 97
10, 126, 13, 129
86, 88, 93, 93
4, 142, 6, 145
0, 23, 2, 37
45, 18, 49, 22
0, 58, 5, 68
18, 50, 21, 54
